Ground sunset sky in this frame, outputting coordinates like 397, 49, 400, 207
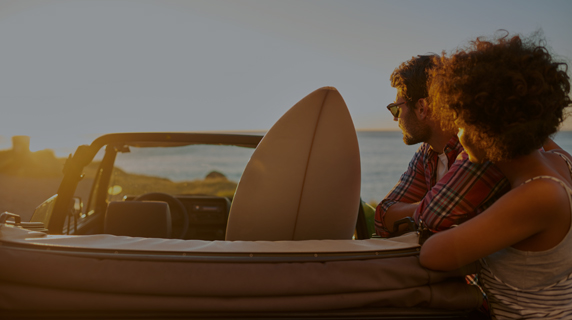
1, 0, 571, 154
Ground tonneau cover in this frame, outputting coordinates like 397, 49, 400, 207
0, 225, 482, 312
1, 224, 419, 253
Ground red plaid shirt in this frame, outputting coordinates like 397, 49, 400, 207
375, 135, 510, 237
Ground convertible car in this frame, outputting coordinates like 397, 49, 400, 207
0, 87, 485, 319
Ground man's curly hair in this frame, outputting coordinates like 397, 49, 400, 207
429, 32, 571, 162
391, 55, 437, 108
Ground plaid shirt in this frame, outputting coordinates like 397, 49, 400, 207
375, 135, 510, 237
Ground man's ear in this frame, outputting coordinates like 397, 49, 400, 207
415, 98, 430, 120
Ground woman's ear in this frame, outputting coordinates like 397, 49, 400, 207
416, 98, 430, 120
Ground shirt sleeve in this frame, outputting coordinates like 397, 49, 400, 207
413, 151, 510, 232
374, 144, 430, 236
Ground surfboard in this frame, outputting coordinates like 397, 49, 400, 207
226, 87, 361, 241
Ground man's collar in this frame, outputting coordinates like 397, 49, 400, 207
443, 135, 460, 154
427, 135, 459, 155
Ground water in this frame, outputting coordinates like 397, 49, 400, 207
359, 130, 572, 203
114, 144, 255, 184
357, 131, 419, 203
113, 130, 572, 205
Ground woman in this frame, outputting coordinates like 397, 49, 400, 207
419, 33, 572, 319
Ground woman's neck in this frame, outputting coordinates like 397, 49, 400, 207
494, 151, 546, 188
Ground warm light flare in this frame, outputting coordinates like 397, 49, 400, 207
0, 134, 98, 157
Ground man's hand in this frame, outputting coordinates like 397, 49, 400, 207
383, 202, 419, 233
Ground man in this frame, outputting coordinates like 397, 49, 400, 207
375, 55, 510, 238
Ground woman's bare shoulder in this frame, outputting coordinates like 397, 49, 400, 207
546, 148, 572, 166
513, 177, 570, 218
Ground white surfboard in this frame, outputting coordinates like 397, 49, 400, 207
226, 87, 361, 241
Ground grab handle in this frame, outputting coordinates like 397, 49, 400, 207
0, 212, 21, 225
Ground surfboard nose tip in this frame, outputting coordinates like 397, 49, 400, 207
320, 86, 338, 91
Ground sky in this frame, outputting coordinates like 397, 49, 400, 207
0, 0, 571, 154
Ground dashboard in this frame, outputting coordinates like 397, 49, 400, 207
177, 195, 231, 240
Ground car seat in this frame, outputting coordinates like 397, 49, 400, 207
104, 201, 172, 238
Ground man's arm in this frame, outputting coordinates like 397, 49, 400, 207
413, 151, 511, 233
382, 202, 419, 233
375, 144, 429, 236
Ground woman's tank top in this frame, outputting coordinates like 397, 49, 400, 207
480, 152, 572, 320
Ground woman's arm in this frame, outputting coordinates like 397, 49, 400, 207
543, 138, 572, 161
543, 138, 562, 151
543, 139, 572, 169
419, 178, 568, 271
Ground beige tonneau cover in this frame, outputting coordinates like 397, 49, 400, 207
0, 225, 482, 313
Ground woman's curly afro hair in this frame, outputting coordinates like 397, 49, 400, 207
429, 31, 571, 162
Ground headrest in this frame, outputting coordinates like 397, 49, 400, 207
104, 201, 172, 238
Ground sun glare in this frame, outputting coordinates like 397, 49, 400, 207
0, 134, 96, 158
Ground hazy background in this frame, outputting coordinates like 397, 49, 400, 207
0, 0, 571, 156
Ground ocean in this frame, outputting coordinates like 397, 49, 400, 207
114, 130, 572, 206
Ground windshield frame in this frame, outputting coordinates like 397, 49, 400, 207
47, 132, 263, 234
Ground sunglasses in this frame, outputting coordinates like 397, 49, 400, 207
386, 101, 406, 118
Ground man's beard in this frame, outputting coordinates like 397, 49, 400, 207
400, 115, 431, 145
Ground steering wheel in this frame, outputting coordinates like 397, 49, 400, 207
134, 192, 189, 239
